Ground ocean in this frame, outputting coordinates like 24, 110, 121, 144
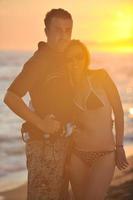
0, 50, 133, 192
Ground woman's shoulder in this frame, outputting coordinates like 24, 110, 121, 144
87, 68, 109, 79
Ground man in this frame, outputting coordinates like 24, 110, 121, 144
4, 8, 73, 200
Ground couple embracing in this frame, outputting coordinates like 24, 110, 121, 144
4, 8, 128, 200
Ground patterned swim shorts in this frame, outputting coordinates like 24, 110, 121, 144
26, 137, 71, 200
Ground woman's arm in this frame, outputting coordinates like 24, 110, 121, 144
102, 69, 128, 170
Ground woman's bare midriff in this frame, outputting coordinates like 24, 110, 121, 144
72, 129, 115, 151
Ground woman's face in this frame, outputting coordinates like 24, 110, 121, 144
66, 45, 86, 83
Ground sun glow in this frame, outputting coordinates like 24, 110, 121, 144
129, 108, 133, 115
0, 1, 133, 52
113, 11, 133, 40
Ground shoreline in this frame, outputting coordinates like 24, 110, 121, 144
0, 171, 27, 193
0, 184, 27, 200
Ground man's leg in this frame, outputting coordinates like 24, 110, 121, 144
26, 138, 70, 200
26, 140, 45, 200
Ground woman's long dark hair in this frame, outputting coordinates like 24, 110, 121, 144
65, 40, 91, 88
66, 40, 90, 75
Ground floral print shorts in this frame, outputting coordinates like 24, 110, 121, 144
25, 137, 71, 200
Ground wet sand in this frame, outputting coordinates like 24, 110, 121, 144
105, 155, 133, 200
0, 184, 27, 200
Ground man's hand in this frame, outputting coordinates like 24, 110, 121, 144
38, 114, 61, 134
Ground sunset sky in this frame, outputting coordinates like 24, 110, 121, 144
0, 0, 133, 52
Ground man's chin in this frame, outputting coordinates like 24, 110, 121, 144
57, 43, 70, 52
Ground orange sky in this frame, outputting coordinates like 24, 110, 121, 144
0, 0, 133, 52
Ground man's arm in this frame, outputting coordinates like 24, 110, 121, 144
4, 91, 43, 129
4, 49, 60, 134
4, 91, 60, 134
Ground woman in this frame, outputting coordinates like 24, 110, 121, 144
65, 40, 128, 200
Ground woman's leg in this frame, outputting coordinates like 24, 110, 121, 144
69, 153, 91, 200
85, 151, 115, 200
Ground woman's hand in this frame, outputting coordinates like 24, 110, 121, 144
38, 114, 61, 134
115, 146, 129, 170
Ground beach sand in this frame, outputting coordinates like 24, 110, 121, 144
0, 184, 27, 200
105, 155, 133, 200
0, 154, 133, 200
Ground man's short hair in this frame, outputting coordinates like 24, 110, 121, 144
44, 8, 73, 29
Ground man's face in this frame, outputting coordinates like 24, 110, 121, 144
46, 17, 73, 52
